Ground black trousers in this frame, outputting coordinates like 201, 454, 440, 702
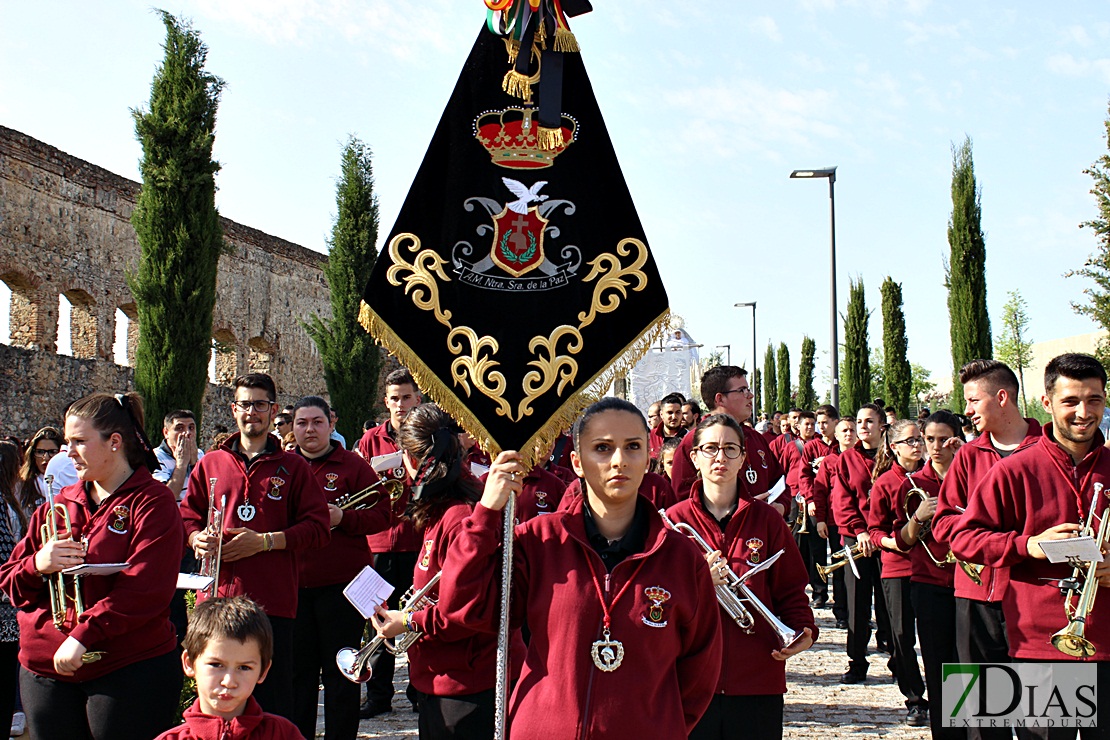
882, 576, 927, 708
843, 537, 890, 675
827, 525, 849, 621
688, 693, 785, 740
293, 582, 366, 740
415, 687, 495, 739
910, 581, 966, 740
794, 517, 828, 602
169, 550, 198, 645
1012, 660, 1110, 740
366, 551, 418, 707
254, 615, 295, 721
0, 642, 17, 738
20, 648, 181, 740
955, 598, 1013, 740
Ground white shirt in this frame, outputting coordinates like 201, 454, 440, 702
153, 442, 204, 500
43, 446, 78, 491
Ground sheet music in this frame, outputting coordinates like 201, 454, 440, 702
176, 573, 214, 591
62, 562, 129, 576
343, 565, 396, 620
369, 451, 404, 475
1039, 536, 1104, 564
471, 462, 491, 478
765, 477, 787, 503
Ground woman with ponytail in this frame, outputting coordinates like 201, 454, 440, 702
865, 417, 929, 728
0, 392, 184, 740
372, 403, 523, 738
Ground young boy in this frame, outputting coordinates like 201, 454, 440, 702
157, 597, 302, 739
660, 435, 683, 483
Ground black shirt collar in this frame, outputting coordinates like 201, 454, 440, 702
697, 492, 736, 533
582, 495, 649, 572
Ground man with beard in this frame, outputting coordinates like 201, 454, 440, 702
953, 354, 1110, 736
183, 373, 331, 720
650, 392, 688, 459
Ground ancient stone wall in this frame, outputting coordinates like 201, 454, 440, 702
0, 125, 332, 442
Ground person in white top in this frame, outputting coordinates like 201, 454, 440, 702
152, 410, 203, 501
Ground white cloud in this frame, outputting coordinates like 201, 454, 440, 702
1046, 52, 1110, 84
902, 20, 964, 46
750, 16, 783, 43
1066, 25, 1093, 47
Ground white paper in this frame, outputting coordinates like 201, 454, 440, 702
470, 462, 491, 479
177, 573, 214, 591
62, 562, 129, 576
765, 477, 787, 503
343, 565, 396, 620
369, 451, 404, 475
1039, 536, 1104, 564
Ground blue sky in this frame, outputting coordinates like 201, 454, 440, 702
3, 1, 1110, 399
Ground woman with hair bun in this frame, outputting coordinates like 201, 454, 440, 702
0, 392, 184, 740
436, 397, 722, 739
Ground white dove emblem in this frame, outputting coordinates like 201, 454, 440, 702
502, 177, 549, 214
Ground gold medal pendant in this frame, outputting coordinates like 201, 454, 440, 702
590, 628, 625, 672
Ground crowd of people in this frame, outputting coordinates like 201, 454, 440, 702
0, 352, 1106, 739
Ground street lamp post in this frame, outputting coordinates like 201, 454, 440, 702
716, 344, 731, 366
734, 301, 757, 423
790, 166, 838, 411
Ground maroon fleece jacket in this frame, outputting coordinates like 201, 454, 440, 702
356, 422, 421, 553
155, 697, 302, 740
671, 425, 784, 502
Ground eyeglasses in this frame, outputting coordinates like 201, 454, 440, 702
33, 448, 60, 458
695, 443, 745, 459
721, 386, 754, 397
893, 436, 925, 448
232, 400, 274, 413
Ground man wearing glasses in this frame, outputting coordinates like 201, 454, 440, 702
669, 365, 785, 514
181, 372, 331, 721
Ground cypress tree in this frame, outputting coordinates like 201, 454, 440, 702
842, 277, 871, 415
763, 343, 778, 416
797, 336, 816, 411
129, 11, 224, 442
1067, 101, 1110, 364
752, 368, 762, 418
881, 277, 911, 417
945, 136, 992, 403
776, 343, 791, 412
304, 136, 384, 443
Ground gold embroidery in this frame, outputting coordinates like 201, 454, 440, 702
386, 233, 453, 327
447, 327, 513, 418
517, 326, 583, 420
577, 238, 649, 329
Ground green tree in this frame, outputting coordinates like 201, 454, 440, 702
752, 368, 762, 418
945, 136, 992, 406
994, 289, 1034, 411
776, 343, 792, 412
911, 363, 936, 406
763, 343, 778, 415
881, 277, 912, 417
129, 11, 224, 442
1066, 100, 1110, 364
797, 336, 816, 411
867, 347, 886, 405
304, 137, 384, 443
842, 277, 871, 415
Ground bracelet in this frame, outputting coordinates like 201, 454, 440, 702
401, 613, 411, 632
263, 532, 273, 551
911, 513, 924, 526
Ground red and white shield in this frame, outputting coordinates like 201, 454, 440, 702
490, 207, 547, 277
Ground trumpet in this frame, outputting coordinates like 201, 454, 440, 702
198, 479, 226, 600
901, 477, 981, 585
658, 510, 806, 650
794, 493, 809, 534
1053, 482, 1109, 658
335, 477, 403, 511
816, 542, 867, 583
40, 476, 103, 664
336, 571, 442, 683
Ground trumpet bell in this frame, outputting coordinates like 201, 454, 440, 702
336, 647, 373, 684
1052, 622, 1096, 659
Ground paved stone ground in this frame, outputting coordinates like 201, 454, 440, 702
321, 602, 932, 739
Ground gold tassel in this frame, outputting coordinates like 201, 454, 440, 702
535, 19, 547, 49
502, 69, 535, 103
553, 27, 579, 52
536, 126, 565, 151
504, 38, 519, 65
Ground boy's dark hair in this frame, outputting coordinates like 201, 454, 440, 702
234, 373, 277, 402
163, 409, 196, 427
699, 365, 748, 409
789, 407, 803, 416
682, 400, 702, 415
274, 413, 292, 427
798, 410, 817, 422
660, 435, 683, 456
1044, 353, 1107, 395
884, 406, 896, 415
384, 369, 417, 390
815, 404, 839, 419
659, 392, 686, 407
958, 359, 1019, 396
183, 596, 274, 669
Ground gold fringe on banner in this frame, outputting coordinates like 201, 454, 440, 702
502, 69, 536, 103
553, 27, 579, 53
536, 126, 565, 151
504, 38, 520, 65
360, 300, 671, 471
535, 19, 547, 49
